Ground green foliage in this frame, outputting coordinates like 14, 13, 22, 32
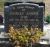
46, 15, 50, 23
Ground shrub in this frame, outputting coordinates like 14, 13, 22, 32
46, 15, 50, 23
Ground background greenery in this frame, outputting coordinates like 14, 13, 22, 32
0, 0, 6, 11
46, 15, 50, 23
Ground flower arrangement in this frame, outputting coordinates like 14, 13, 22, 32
8, 25, 44, 47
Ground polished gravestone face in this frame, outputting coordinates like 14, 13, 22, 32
4, 3, 43, 31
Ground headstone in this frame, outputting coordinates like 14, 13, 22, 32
4, 3, 44, 32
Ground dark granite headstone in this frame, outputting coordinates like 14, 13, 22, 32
4, 3, 44, 32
